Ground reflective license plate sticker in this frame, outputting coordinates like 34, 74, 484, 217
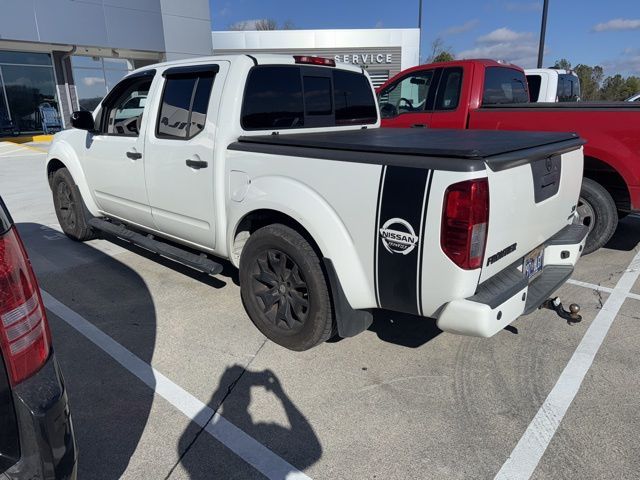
523, 246, 544, 280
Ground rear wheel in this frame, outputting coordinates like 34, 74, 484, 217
575, 178, 617, 254
51, 168, 96, 241
239, 224, 334, 351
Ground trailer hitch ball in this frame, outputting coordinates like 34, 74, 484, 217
540, 297, 582, 325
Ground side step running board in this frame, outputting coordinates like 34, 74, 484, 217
88, 218, 223, 275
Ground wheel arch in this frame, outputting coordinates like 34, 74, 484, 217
232, 208, 375, 337
583, 155, 631, 213
228, 179, 376, 311
46, 142, 100, 216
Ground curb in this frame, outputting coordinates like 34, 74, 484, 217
0, 134, 53, 144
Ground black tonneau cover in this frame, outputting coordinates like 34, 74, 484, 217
231, 128, 584, 172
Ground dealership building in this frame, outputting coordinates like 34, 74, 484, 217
212, 28, 420, 88
0, 1, 419, 135
0, 0, 212, 133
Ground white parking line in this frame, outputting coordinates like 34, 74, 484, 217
40, 290, 312, 480
567, 278, 640, 302
0, 141, 47, 157
495, 249, 640, 480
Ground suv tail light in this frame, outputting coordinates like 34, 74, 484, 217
0, 226, 51, 386
441, 178, 490, 270
293, 55, 336, 67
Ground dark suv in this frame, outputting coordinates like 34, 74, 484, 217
0, 197, 77, 479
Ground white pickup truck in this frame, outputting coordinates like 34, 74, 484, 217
46, 54, 588, 351
525, 68, 581, 102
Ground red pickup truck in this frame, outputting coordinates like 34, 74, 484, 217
377, 59, 640, 253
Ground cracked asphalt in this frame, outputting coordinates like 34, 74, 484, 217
2, 146, 640, 479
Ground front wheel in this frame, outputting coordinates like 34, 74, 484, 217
51, 168, 96, 241
239, 224, 334, 351
574, 178, 618, 255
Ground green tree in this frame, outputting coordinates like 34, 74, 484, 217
552, 58, 572, 70
425, 37, 455, 64
600, 74, 628, 101
432, 51, 455, 63
574, 64, 603, 101
624, 76, 640, 99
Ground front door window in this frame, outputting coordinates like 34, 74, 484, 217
101, 78, 152, 136
378, 71, 435, 119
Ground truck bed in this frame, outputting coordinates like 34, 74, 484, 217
231, 129, 584, 172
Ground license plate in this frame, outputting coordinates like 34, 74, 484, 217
523, 246, 544, 280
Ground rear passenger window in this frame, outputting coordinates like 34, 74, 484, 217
526, 74, 542, 102
157, 69, 215, 140
241, 66, 376, 130
242, 67, 304, 129
435, 68, 462, 110
482, 67, 529, 105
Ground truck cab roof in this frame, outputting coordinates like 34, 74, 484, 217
129, 53, 365, 77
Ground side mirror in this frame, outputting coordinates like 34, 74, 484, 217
71, 111, 95, 131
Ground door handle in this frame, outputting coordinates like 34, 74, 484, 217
411, 123, 428, 128
126, 151, 142, 160
186, 159, 208, 169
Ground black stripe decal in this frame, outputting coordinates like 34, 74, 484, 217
417, 171, 434, 316
375, 166, 431, 315
373, 165, 387, 308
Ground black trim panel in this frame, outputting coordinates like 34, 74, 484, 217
484, 139, 584, 172
228, 141, 486, 172
162, 64, 219, 78
546, 224, 589, 245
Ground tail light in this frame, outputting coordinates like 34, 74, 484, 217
0, 226, 51, 385
293, 55, 336, 67
441, 178, 490, 270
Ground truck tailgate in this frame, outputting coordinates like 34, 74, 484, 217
480, 143, 584, 283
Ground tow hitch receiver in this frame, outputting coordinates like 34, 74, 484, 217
540, 297, 582, 324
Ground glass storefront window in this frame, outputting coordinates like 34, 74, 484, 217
73, 67, 109, 112
71, 56, 132, 111
0, 51, 53, 66
0, 50, 60, 133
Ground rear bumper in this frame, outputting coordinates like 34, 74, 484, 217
436, 224, 589, 337
2, 352, 77, 480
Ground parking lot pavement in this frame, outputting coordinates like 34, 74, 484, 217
2, 149, 639, 479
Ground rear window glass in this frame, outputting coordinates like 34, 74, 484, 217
0, 198, 11, 234
333, 69, 377, 125
483, 67, 529, 105
526, 74, 542, 102
303, 76, 332, 115
558, 74, 580, 102
241, 66, 376, 130
242, 67, 304, 129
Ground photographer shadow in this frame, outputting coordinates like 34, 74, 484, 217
178, 365, 322, 479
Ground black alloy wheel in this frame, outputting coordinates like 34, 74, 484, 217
252, 249, 310, 331
239, 223, 334, 351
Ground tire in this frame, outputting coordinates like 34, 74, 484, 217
239, 224, 334, 351
51, 168, 96, 241
575, 178, 618, 255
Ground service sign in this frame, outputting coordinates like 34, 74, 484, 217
334, 53, 393, 65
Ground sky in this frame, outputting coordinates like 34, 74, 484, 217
210, 0, 640, 76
